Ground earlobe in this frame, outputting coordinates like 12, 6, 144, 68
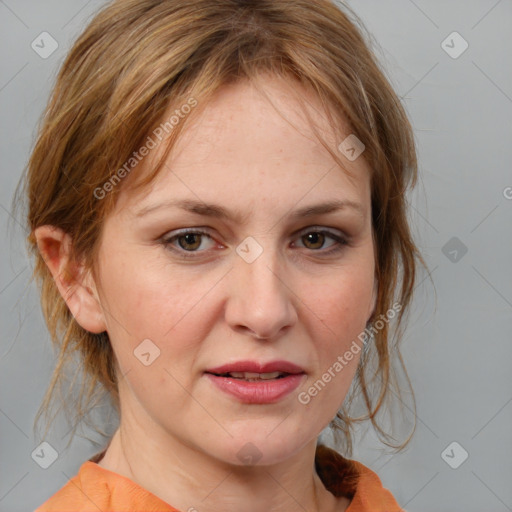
33, 225, 107, 334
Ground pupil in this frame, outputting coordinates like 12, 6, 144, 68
179, 233, 201, 250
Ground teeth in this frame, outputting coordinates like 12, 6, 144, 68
255, 372, 282, 380
227, 371, 283, 380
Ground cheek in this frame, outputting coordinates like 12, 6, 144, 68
302, 263, 374, 347
100, 254, 188, 333
97, 254, 221, 370
297, 267, 373, 415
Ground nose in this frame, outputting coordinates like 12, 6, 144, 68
224, 242, 298, 341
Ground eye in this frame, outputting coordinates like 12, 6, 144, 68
162, 229, 217, 256
292, 229, 348, 254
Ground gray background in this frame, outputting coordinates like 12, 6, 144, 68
1, 0, 511, 511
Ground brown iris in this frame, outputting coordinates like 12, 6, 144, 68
302, 232, 325, 250
178, 233, 202, 251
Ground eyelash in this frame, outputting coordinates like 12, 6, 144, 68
161, 228, 349, 259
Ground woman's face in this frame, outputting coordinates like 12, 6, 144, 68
92, 76, 376, 466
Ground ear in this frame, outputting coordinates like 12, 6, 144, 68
33, 225, 106, 334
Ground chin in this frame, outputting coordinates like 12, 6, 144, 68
211, 429, 314, 468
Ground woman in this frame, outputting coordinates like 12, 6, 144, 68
20, 0, 425, 510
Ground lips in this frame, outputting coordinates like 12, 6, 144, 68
205, 360, 306, 404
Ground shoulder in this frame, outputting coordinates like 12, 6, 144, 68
315, 444, 405, 512
34, 460, 176, 512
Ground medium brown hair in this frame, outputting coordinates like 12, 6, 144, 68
14, 0, 427, 456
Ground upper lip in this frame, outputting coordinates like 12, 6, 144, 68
206, 360, 305, 375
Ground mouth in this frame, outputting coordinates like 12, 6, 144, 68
207, 371, 291, 381
204, 360, 306, 404
205, 360, 305, 379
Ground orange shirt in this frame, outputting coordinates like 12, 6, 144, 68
36, 444, 404, 511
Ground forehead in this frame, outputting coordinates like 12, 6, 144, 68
115, 76, 371, 219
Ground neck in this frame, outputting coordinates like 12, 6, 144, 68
98, 423, 349, 512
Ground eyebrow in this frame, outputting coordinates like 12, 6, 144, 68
133, 198, 365, 222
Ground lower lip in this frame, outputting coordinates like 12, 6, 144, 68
205, 373, 305, 404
